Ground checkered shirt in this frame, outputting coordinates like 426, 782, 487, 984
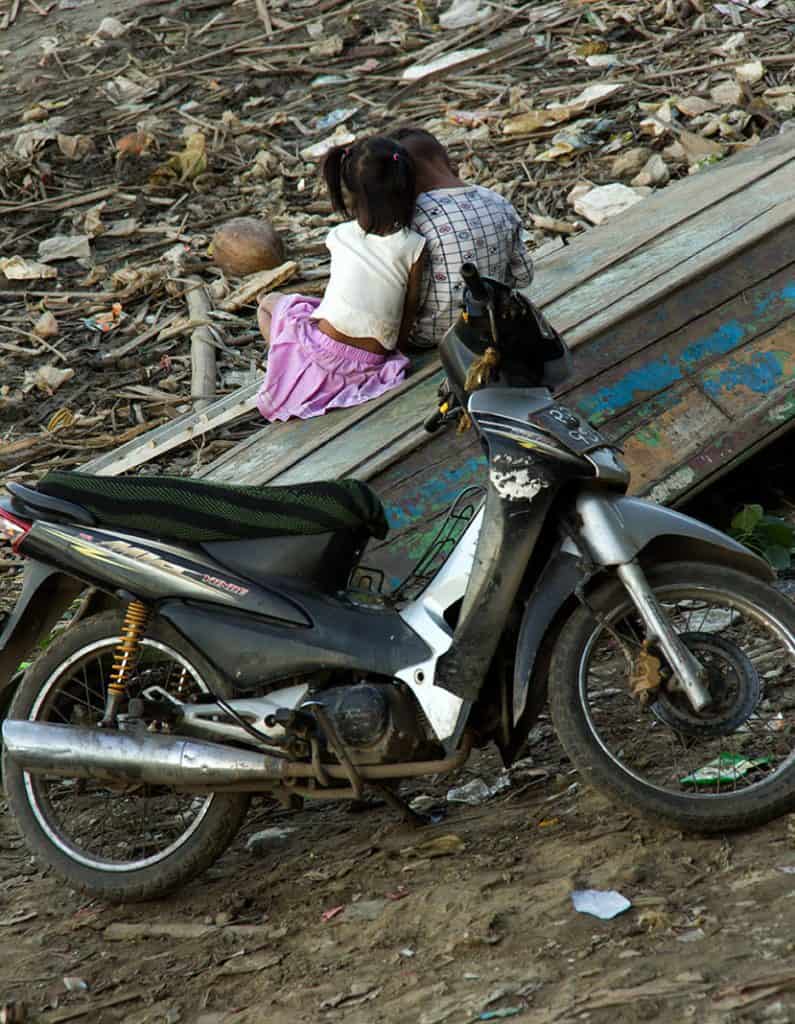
410, 185, 534, 347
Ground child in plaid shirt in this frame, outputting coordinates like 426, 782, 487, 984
391, 127, 534, 348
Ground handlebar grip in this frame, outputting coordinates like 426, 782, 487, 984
461, 262, 489, 303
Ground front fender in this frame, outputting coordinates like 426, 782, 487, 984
576, 492, 773, 582
513, 547, 582, 726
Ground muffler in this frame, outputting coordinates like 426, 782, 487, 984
2, 720, 289, 789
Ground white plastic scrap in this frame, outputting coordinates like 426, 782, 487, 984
572, 889, 632, 920
439, 0, 492, 30
572, 183, 646, 225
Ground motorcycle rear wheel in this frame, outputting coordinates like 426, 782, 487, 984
3, 611, 251, 902
549, 562, 795, 832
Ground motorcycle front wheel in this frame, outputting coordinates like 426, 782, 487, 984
3, 611, 251, 902
550, 562, 795, 832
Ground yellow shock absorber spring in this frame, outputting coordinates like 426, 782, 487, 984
107, 600, 150, 708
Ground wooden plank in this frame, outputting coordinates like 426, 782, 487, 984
80, 380, 262, 476
271, 372, 445, 484
567, 265, 795, 427
548, 166, 795, 342
698, 317, 795, 418
620, 386, 730, 496
561, 197, 795, 349
559, 224, 794, 398
200, 356, 440, 485
643, 382, 795, 507
531, 132, 794, 310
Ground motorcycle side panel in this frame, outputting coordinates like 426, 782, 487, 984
512, 548, 581, 725
576, 492, 773, 580
158, 596, 431, 691
20, 521, 311, 626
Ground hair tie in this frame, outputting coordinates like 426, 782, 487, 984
393, 152, 399, 162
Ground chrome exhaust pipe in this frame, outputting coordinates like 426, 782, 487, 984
2, 720, 289, 789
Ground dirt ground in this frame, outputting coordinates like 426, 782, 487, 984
3, 2, 795, 1022
3, 731, 795, 1024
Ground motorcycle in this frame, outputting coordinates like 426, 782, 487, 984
2, 264, 795, 903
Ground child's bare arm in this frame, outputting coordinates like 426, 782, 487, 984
396, 252, 426, 354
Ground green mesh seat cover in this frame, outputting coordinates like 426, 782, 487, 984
38, 471, 388, 543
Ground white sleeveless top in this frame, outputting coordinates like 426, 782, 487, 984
312, 221, 426, 350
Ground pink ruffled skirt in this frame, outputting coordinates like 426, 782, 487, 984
256, 294, 409, 422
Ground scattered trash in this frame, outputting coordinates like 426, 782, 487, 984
572, 889, 632, 920
479, 1010, 522, 1021
300, 128, 356, 162
402, 48, 488, 83
63, 977, 89, 993
315, 107, 358, 132
439, 0, 492, 30
82, 304, 125, 333
447, 775, 510, 805
321, 905, 345, 923
38, 234, 92, 263
681, 754, 771, 785
676, 928, 707, 943
245, 825, 297, 853
150, 132, 207, 185
572, 183, 647, 225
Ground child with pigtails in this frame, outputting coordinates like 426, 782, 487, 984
255, 136, 425, 422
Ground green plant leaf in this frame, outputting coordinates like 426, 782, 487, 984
758, 517, 795, 548
730, 504, 764, 534
764, 544, 792, 571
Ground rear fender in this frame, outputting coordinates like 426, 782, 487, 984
0, 562, 86, 699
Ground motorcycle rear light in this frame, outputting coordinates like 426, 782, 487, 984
0, 509, 31, 552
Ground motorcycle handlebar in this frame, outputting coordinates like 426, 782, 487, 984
460, 262, 489, 303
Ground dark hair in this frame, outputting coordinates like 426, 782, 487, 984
322, 136, 416, 235
390, 126, 452, 168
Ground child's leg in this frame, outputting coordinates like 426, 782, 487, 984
257, 291, 286, 342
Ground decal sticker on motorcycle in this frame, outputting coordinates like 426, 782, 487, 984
490, 455, 552, 502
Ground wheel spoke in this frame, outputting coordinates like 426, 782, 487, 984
25, 636, 216, 872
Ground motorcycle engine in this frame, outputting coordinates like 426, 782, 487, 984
308, 681, 439, 765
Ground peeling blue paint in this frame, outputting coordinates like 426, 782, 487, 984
385, 455, 486, 529
576, 281, 795, 424
702, 351, 786, 398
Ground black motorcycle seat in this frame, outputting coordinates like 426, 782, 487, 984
36, 471, 389, 543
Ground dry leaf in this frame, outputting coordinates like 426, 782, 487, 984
33, 312, 59, 339
38, 235, 92, 262
57, 133, 95, 159
674, 96, 719, 118
502, 107, 571, 135
23, 364, 75, 395
218, 261, 299, 312
149, 132, 207, 185
735, 60, 765, 84
116, 130, 156, 157
0, 256, 57, 281
677, 128, 726, 165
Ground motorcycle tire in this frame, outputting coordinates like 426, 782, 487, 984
549, 561, 795, 832
3, 611, 251, 902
